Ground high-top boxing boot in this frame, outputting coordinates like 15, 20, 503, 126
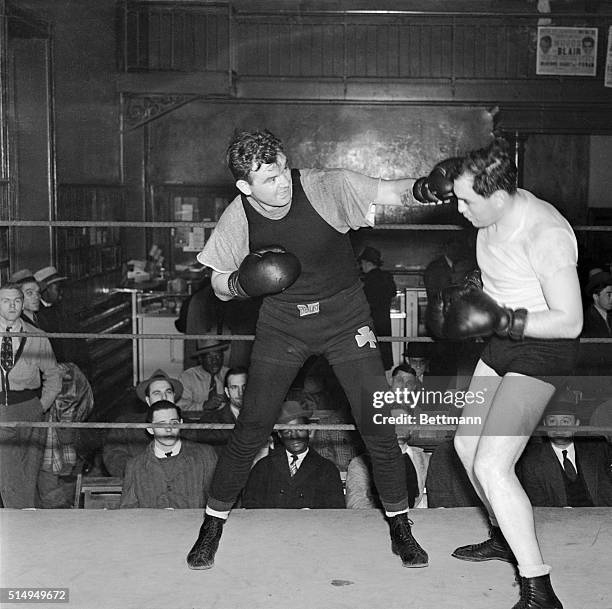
511, 574, 563, 609
452, 526, 516, 563
388, 513, 429, 567
186, 514, 225, 570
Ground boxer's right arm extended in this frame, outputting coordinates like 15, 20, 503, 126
212, 246, 301, 301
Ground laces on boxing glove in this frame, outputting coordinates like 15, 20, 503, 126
227, 271, 249, 300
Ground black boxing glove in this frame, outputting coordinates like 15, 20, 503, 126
442, 289, 528, 341
228, 245, 301, 299
413, 157, 462, 204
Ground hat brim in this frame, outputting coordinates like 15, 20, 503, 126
190, 343, 230, 358
135, 376, 183, 402
44, 276, 68, 287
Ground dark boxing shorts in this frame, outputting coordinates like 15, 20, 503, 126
251, 282, 382, 368
480, 335, 580, 386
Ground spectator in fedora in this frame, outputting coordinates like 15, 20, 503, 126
242, 399, 345, 509
516, 393, 612, 507
9, 269, 41, 327
33, 266, 88, 368
102, 369, 183, 477
358, 246, 396, 371
177, 338, 230, 414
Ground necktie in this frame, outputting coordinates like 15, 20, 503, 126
1, 327, 13, 373
165, 451, 173, 458
289, 454, 299, 477
209, 374, 216, 395
562, 450, 578, 482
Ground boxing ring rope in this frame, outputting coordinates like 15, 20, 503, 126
0, 217, 610, 436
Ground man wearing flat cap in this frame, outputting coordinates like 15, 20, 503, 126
102, 369, 183, 477
177, 338, 229, 414
358, 246, 396, 371
242, 399, 345, 509
516, 391, 612, 507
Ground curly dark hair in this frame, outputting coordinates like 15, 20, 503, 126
226, 129, 285, 182
460, 138, 517, 197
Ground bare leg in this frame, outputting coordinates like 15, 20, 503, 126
473, 373, 555, 568
453, 359, 501, 521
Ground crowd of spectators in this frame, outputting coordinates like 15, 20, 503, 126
0, 256, 610, 511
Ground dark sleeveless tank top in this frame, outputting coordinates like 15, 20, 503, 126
241, 169, 359, 303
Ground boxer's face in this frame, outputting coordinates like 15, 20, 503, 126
454, 174, 504, 228
237, 153, 292, 210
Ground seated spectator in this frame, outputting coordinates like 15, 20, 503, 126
193, 366, 247, 452
120, 401, 217, 508
582, 270, 612, 337
589, 398, 612, 443
305, 375, 364, 472
37, 364, 94, 508
516, 393, 612, 507
242, 400, 345, 509
425, 438, 483, 508
402, 342, 431, 386
577, 270, 612, 379
346, 434, 429, 509
177, 338, 229, 414
390, 364, 420, 392
103, 369, 182, 477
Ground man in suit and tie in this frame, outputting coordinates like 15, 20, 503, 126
516, 392, 612, 507
241, 399, 345, 509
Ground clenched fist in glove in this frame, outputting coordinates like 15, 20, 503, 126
413, 157, 462, 204
228, 245, 301, 299
429, 286, 528, 341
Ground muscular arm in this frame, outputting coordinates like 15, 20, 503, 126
524, 265, 583, 339
376, 178, 416, 207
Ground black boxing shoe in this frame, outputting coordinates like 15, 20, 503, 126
511, 574, 563, 609
388, 513, 429, 568
452, 526, 516, 563
186, 514, 225, 570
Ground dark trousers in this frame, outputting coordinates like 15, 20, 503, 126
207, 285, 409, 513
0, 398, 44, 508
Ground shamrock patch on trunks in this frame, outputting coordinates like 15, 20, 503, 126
355, 325, 377, 348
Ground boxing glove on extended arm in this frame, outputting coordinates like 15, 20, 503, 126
442, 289, 528, 341
227, 246, 301, 299
412, 157, 462, 204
